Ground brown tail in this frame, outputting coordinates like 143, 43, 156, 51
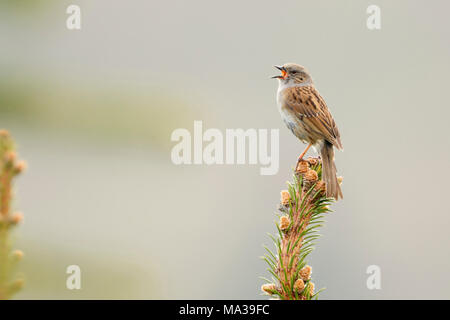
320, 141, 343, 200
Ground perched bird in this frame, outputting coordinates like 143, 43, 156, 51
272, 63, 343, 200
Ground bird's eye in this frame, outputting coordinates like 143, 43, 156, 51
291, 71, 297, 74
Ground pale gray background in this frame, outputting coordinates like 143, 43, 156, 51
1, 0, 449, 299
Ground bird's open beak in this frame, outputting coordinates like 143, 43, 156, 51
271, 65, 287, 79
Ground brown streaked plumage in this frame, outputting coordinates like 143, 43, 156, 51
281, 86, 343, 150
273, 63, 343, 200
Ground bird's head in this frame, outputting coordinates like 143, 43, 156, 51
272, 63, 312, 85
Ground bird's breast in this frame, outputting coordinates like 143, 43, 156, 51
276, 85, 309, 143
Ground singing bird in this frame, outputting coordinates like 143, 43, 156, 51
272, 63, 343, 200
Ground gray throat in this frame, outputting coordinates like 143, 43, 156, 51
278, 79, 313, 91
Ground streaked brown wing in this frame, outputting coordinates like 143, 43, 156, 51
282, 86, 342, 149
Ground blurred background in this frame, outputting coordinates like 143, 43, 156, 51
1, 0, 450, 299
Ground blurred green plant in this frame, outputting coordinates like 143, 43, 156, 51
0, 130, 26, 299
261, 157, 340, 300
0, 0, 51, 11
0, 79, 196, 150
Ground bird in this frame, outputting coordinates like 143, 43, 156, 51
272, 63, 343, 200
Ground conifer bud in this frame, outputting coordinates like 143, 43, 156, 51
293, 279, 305, 293
303, 169, 318, 193
279, 216, 290, 231
14, 160, 27, 175
299, 265, 312, 281
11, 212, 24, 225
306, 157, 318, 166
11, 250, 24, 260
261, 283, 276, 294
3, 151, 16, 164
280, 190, 291, 206
314, 180, 326, 194
304, 169, 318, 182
296, 160, 309, 174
